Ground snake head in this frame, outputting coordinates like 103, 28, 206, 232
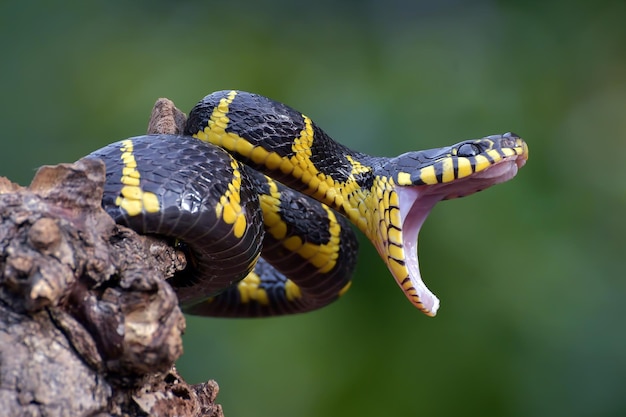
375, 132, 528, 316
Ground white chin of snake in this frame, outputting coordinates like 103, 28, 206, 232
396, 157, 525, 315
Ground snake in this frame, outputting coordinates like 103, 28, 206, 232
86, 90, 528, 318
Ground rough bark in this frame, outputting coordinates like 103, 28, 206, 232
0, 99, 224, 416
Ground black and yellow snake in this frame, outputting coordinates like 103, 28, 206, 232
87, 90, 528, 317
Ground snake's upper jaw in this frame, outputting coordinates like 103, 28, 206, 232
441, 150, 528, 200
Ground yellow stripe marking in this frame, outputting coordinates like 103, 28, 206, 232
396, 171, 412, 185
388, 244, 404, 261
418, 165, 438, 185
473, 155, 491, 172
387, 228, 401, 245
259, 177, 340, 273
456, 157, 473, 178
115, 139, 160, 216
285, 279, 302, 301
387, 258, 408, 282
338, 281, 352, 297
237, 272, 269, 305
486, 149, 501, 162
441, 158, 455, 183
501, 148, 516, 157
214, 159, 247, 239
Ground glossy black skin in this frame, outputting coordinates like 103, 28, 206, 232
87, 135, 264, 306
87, 134, 359, 316
185, 91, 378, 194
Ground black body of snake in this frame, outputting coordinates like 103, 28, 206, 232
86, 90, 528, 317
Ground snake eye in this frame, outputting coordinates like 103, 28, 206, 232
457, 143, 480, 157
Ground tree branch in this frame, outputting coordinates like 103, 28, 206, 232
0, 99, 224, 416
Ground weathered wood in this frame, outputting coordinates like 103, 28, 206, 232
0, 98, 223, 417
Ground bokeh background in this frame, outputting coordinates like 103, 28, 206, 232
2, 1, 625, 416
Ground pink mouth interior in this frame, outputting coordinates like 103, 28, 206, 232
394, 156, 525, 315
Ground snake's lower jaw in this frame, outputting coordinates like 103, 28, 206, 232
395, 187, 443, 316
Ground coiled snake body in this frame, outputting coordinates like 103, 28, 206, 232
87, 90, 528, 317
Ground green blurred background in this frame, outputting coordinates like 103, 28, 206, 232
2, 0, 625, 416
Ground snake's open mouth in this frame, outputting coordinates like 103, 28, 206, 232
395, 153, 527, 316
